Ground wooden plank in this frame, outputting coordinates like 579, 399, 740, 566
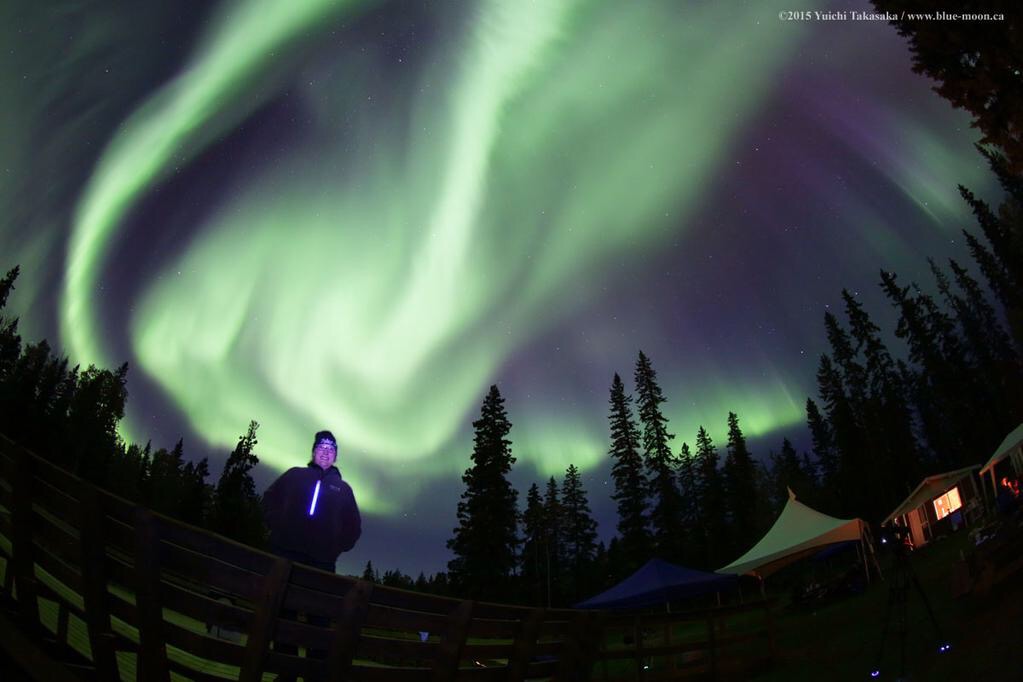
79, 485, 120, 681
362, 603, 449, 634
506, 607, 544, 682
274, 616, 334, 650
162, 619, 246, 664
0, 606, 84, 682
11, 446, 40, 631
156, 516, 277, 576
30, 509, 80, 567
356, 632, 438, 665
30, 541, 83, 594
280, 579, 346, 616
160, 579, 255, 633
348, 665, 432, 682
430, 599, 473, 682
264, 649, 325, 680
327, 577, 372, 679
369, 583, 463, 615
134, 507, 170, 681
155, 540, 265, 601
239, 555, 291, 682
29, 477, 80, 527
465, 616, 520, 639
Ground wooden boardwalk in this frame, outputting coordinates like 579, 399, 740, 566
0, 433, 774, 680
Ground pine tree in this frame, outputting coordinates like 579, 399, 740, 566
520, 483, 546, 606
805, 398, 837, 503
815, 355, 864, 517
943, 258, 1023, 420
210, 421, 267, 548
606, 373, 650, 571
694, 426, 726, 569
362, 561, 378, 583
769, 438, 815, 511
880, 270, 977, 470
561, 464, 598, 604
873, 2, 1023, 171
542, 476, 564, 606
633, 351, 682, 562
842, 289, 921, 502
722, 412, 759, 556
447, 385, 520, 600
676, 441, 700, 566
0, 267, 21, 394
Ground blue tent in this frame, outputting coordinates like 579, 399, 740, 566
575, 558, 738, 610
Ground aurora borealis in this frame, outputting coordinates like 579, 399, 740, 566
1, 0, 1000, 574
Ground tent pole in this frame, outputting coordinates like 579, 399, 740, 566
859, 539, 869, 585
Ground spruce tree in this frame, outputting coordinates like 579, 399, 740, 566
722, 412, 759, 556
633, 351, 682, 562
447, 385, 519, 600
816, 355, 864, 517
880, 270, 976, 470
694, 426, 726, 569
210, 420, 267, 548
770, 438, 815, 511
561, 464, 598, 604
520, 483, 546, 606
805, 398, 837, 502
873, 2, 1023, 171
676, 441, 700, 566
542, 476, 564, 606
607, 373, 650, 571
842, 290, 921, 501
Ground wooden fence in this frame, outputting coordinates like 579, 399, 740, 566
0, 433, 774, 680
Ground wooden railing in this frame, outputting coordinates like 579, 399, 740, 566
0, 434, 773, 681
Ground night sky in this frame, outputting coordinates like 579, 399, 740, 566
1, 0, 1002, 576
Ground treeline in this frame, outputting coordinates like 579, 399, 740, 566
443, 71, 1023, 605
0, 271, 267, 547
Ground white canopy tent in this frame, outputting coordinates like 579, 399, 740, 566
979, 423, 1023, 496
717, 489, 878, 581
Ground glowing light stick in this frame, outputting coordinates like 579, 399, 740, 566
309, 480, 321, 516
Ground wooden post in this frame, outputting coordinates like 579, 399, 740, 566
79, 486, 119, 680
558, 610, 599, 682
506, 608, 544, 682
134, 508, 169, 681
326, 578, 373, 680
240, 556, 292, 682
11, 447, 39, 632
431, 600, 473, 682
764, 600, 776, 663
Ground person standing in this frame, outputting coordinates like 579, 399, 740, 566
262, 430, 361, 677
262, 430, 362, 572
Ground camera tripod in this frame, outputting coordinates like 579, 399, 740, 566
870, 543, 949, 680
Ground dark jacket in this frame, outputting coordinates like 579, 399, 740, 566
262, 464, 361, 567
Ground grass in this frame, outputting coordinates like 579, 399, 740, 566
752, 530, 1023, 681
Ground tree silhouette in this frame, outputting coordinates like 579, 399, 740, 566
561, 463, 598, 604
607, 373, 650, 573
722, 412, 759, 556
634, 351, 682, 563
447, 385, 519, 600
210, 421, 267, 548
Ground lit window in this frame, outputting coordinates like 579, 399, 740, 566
932, 487, 962, 520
